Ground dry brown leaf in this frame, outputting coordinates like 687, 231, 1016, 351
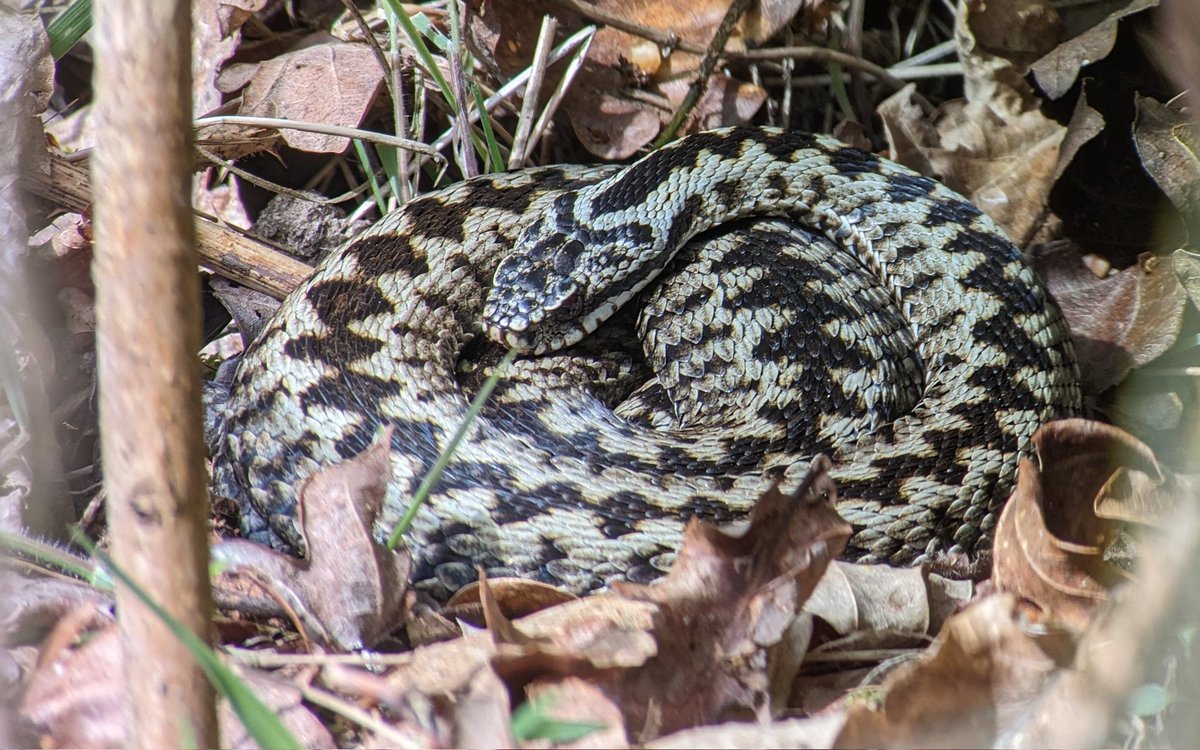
647, 713, 845, 749
1012, 451, 1200, 748
447, 574, 578, 624
1029, 0, 1160, 100
1034, 244, 1187, 393
804, 562, 934, 637
992, 457, 1116, 632
962, 0, 1063, 71
21, 625, 127, 748
1132, 93, 1200, 231
193, 0, 269, 117
1053, 84, 1106, 184
454, 667, 515, 749
1035, 418, 1194, 530
1174, 248, 1200, 310
219, 37, 384, 153
0, 572, 110, 647
213, 428, 411, 650
598, 457, 850, 736
878, 0, 1068, 244
834, 594, 1063, 749
993, 419, 1196, 631
467, 0, 802, 158
1161, 0, 1200, 106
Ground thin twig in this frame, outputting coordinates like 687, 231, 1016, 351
895, 36, 952, 69
508, 15, 558, 169
226, 647, 419, 668
196, 145, 374, 206
444, 0, 476, 176
652, 0, 753, 148
298, 682, 426, 749
391, 44, 412, 202
428, 25, 596, 158
193, 115, 444, 159
780, 26, 794, 129
773, 62, 963, 90
526, 26, 595, 157
727, 46, 911, 92
546, 0, 698, 54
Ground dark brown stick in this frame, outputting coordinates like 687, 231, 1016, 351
92, 0, 219, 743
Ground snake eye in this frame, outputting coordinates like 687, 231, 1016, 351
548, 282, 584, 321
554, 239, 584, 275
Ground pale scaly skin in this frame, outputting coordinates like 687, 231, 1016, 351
214, 126, 1082, 599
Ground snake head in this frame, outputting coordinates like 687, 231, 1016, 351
484, 235, 597, 353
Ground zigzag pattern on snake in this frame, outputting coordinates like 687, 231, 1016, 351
213, 126, 1082, 599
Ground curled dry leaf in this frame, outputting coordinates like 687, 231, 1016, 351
213, 38, 384, 153
213, 427, 411, 651
1034, 244, 1186, 394
467, 0, 802, 158
993, 419, 1196, 632
993, 456, 1117, 632
446, 574, 578, 626
1033, 418, 1196, 531
834, 594, 1063, 749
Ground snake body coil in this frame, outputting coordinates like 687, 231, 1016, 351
214, 126, 1082, 597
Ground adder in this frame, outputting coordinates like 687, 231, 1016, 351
212, 126, 1082, 598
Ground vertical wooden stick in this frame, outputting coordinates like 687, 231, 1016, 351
92, 0, 218, 746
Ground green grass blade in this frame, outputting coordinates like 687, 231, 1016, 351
388, 346, 519, 547
471, 83, 504, 172
352, 139, 387, 214
380, 0, 456, 112
0, 530, 107, 588
47, 0, 92, 60
510, 699, 605, 743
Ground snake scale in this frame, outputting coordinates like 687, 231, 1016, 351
213, 126, 1082, 598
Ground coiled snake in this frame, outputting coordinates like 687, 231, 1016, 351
213, 126, 1082, 597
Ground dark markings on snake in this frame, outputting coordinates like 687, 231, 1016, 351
664, 194, 706, 252
882, 172, 938, 203
350, 233, 427, 277
333, 420, 377, 460
826, 146, 882, 176
923, 193, 984, 227
960, 260, 1044, 317
752, 127, 819, 160
305, 277, 395, 328
600, 518, 638, 539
